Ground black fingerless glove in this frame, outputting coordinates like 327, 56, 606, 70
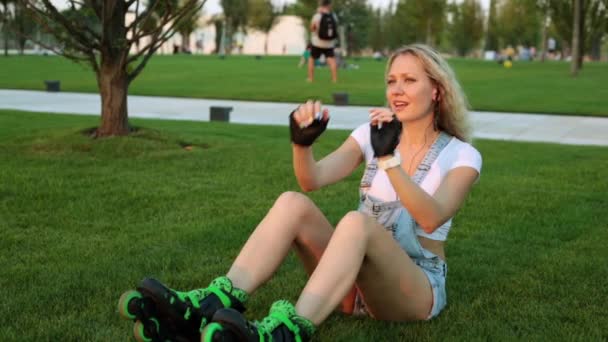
289, 110, 329, 146
371, 118, 402, 157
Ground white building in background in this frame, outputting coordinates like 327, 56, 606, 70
129, 14, 308, 56
240, 16, 308, 55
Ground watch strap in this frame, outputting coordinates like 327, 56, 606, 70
378, 155, 401, 170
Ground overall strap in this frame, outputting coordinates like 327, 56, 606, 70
359, 159, 378, 190
410, 132, 452, 185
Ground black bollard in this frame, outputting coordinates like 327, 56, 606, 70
44, 80, 61, 92
332, 92, 349, 106
209, 106, 232, 122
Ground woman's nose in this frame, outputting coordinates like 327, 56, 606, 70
390, 82, 405, 95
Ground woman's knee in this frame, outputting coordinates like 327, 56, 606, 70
335, 211, 374, 239
273, 191, 314, 215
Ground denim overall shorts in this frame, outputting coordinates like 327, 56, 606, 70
353, 132, 451, 320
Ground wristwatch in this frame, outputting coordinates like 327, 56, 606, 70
377, 155, 401, 170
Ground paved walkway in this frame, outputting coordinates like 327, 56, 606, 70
1, 89, 607, 146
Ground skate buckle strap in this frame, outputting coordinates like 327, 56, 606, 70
208, 287, 232, 308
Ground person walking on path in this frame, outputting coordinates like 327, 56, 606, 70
307, 0, 339, 83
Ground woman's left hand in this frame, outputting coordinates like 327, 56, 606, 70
369, 107, 401, 157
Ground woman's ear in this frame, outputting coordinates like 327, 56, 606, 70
432, 86, 441, 102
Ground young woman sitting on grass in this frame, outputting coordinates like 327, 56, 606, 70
118, 44, 482, 342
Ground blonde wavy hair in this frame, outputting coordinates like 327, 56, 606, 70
386, 44, 472, 142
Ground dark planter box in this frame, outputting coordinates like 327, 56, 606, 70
332, 92, 349, 106
210, 106, 232, 122
44, 80, 61, 92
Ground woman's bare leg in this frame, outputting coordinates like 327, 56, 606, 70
290, 200, 357, 314
295, 211, 433, 325
226, 192, 334, 294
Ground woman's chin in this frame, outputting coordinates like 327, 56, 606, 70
393, 110, 409, 121
395, 111, 432, 123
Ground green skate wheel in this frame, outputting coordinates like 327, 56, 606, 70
118, 290, 142, 320
133, 320, 152, 342
133, 317, 160, 342
201, 322, 223, 342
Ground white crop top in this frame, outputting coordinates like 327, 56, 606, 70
350, 123, 482, 241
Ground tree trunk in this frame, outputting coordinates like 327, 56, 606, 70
96, 63, 130, 137
576, 0, 585, 69
214, 20, 222, 54
2, 0, 8, 56
16, 1, 25, 55
425, 18, 432, 46
570, 0, 581, 76
264, 34, 268, 55
181, 32, 191, 53
590, 35, 601, 61
96, 0, 130, 137
540, 15, 548, 62
2, 30, 7, 56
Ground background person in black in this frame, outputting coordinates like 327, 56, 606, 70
308, 0, 339, 83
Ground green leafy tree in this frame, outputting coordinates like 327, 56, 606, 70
334, 0, 372, 55
419, 0, 447, 46
496, 0, 541, 48
368, 7, 387, 52
537, 0, 551, 61
390, 0, 446, 48
288, 0, 317, 32
485, 0, 499, 51
248, 0, 280, 55
388, 0, 419, 48
585, 0, 607, 60
11, 1, 39, 54
547, 0, 607, 66
175, 0, 202, 52
143, 0, 201, 52
548, 0, 573, 51
449, 0, 484, 56
1, 0, 14, 56
571, 0, 582, 75
22, 0, 205, 137
220, 0, 248, 54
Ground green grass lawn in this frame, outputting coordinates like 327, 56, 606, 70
1, 55, 607, 116
1, 110, 607, 341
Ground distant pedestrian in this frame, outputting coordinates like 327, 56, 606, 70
308, 0, 339, 83
299, 43, 312, 68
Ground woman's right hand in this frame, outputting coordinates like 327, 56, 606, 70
289, 100, 330, 146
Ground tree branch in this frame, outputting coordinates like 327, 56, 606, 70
127, 0, 204, 81
24, 0, 101, 48
89, 0, 102, 19
67, 0, 86, 8
125, 0, 161, 33
127, 0, 196, 49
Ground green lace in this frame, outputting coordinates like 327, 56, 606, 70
256, 300, 315, 342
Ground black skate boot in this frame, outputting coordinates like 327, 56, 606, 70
200, 300, 315, 342
118, 276, 249, 342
